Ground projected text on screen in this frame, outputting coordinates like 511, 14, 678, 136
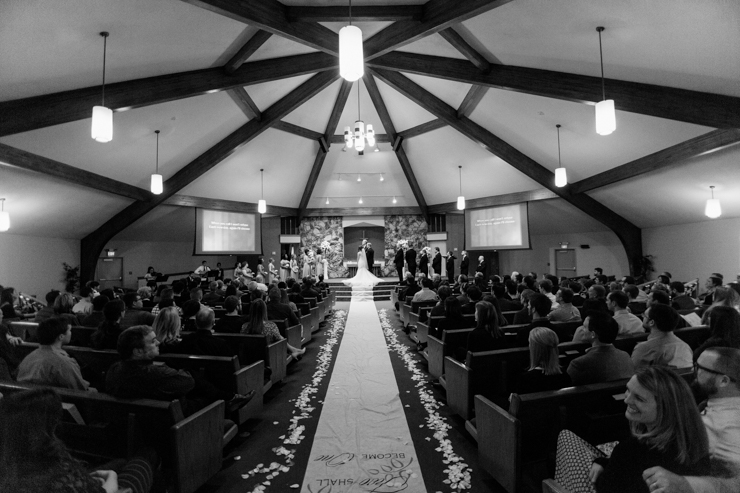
466, 203, 530, 250
196, 209, 259, 254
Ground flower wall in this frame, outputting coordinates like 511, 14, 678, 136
300, 217, 347, 278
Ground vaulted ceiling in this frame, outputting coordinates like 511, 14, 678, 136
1, 0, 740, 276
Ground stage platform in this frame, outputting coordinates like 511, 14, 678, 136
324, 278, 398, 302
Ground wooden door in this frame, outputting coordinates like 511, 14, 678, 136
555, 249, 576, 279
97, 257, 123, 291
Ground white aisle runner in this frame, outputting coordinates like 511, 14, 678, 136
301, 292, 426, 492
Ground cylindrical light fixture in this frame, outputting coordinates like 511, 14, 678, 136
554, 124, 567, 187
705, 186, 721, 219
595, 27, 616, 136
150, 130, 163, 195
357, 174, 362, 182
457, 165, 465, 210
258, 169, 267, 214
379, 173, 384, 182
359, 197, 363, 204
0, 199, 9, 232
392, 196, 397, 204
339, 22, 363, 82
354, 120, 365, 151
326, 197, 330, 205
92, 32, 113, 142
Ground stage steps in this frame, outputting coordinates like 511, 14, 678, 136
331, 281, 396, 301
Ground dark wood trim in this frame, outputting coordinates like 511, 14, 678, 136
428, 189, 558, 213
371, 67, 643, 275
286, 5, 423, 22
224, 30, 273, 75
570, 129, 740, 194
438, 28, 491, 71
182, 0, 338, 55
323, 80, 353, 144
0, 52, 337, 137
297, 149, 328, 217
329, 134, 392, 144
364, 0, 514, 59
457, 85, 489, 118
0, 143, 149, 202
80, 71, 338, 282
303, 207, 423, 216
363, 73, 429, 217
165, 194, 297, 216
227, 87, 262, 121
273, 121, 323, 141
398, 119, 446, 139
369, 51, 740, 129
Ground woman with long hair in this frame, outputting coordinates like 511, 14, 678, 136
315, 248, 324, 279
268, 258, 278, 285
0, 388, 155, 493
456, 300, 507, 361
241, 299, 304, 360
694, 305, 740, 359
589, 366, 710, 492
515, 327, 571, 393
152, 306, 182, 352
302, 249, 314, 279
701, 286, 740, 324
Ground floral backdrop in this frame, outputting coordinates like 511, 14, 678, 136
300, 217, 347, 278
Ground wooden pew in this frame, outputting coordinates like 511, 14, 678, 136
424, 328, 475, 379
502, 310, 517, 325
0, 380, 230, 493
408, 303, 436, 344
9, 320, 38, 340
270, 319, 302, 352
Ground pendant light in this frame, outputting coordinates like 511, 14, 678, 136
554, 124, 567, 187
705, 186, 721, 219
150, 130, 163, 195
457, 166, 466, 210
359, 197, 363, 204
392, 196, 397, 204
344, 83, 375, 155
0, 199, 9, 232
258, 169, 267, 214
326, 197, 330, 205
339, 0, 363, 82
595, 27, 616, 136
91, 32, 113, 143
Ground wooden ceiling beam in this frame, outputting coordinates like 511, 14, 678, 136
165, 194, 297, 216
0, 52, 337, 137
329, 134, 391, 144
273, 121, 323, 141
80, 71, 338, 282
227, 87, 262, 121
371, 67, 644, 275
428, 189, 558, 213
0, 143, 150, 202
304, 207, 423, 217
363, 73, 429, 217
298, 80, 353, 218
398, 119, 447, 139
570, 128, 740, 194
364, 0, 514, 60
224, 30, 273, 75
369, 52, 740, 129
182, 0, 338, 55
457, 84, 489, 118
287, 5, 423, 22
438, 28, 491, 71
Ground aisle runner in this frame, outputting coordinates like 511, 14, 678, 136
301, 292, 426, 492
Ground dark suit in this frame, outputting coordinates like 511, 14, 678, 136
445, 255, 456, 281
405, 248, 417, 276
266, 300, 300, 327
394, 250, 405, 283
432, 253, 442, 276
476, 261, 487, 278
419, 253, 429, 277
366, 247, 375, 273
460, 255, 469, 277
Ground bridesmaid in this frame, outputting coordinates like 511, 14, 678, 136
268, 258, 278, 285
302, 248, 313, 278
290, 254, 299, 280
280, 254, 290, 282
315, 248, 324, 279
256, 258, 266, 283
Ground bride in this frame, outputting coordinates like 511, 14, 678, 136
343, 244, 381, 287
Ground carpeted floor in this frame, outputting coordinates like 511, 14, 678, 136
199, 300, 506, 493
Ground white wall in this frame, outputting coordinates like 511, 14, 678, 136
642, 217, 740, 284
0, 233, 81, 298
499, 231, 629, 279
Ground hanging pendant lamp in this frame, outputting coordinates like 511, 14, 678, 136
150, 130, 163, 195
91, 32, 113, 142
339, 0, 363, 82
0, 199, 9, 232
345, 82, 375, 155
554, 124, 567, 187
595, 27, 616, 136
705, 186, 721, 219
258, 169, 267, 214
457, 166, 466, 210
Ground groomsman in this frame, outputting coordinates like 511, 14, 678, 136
445, 251, 456, 281
476, 255, 487, 278
432, 247, 442, 277
394, 247, 405, 283
460, 250, 469, 277
405, 246, 417, 277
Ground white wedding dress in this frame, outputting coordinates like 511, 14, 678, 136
342, 250, 381, 287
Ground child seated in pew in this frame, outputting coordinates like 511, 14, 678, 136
0, 388, 157, 493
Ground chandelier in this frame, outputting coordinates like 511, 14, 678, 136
343, 82, 376, 155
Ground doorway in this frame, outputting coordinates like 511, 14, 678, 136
555, 249, 577, 279
96, 257, 123, 291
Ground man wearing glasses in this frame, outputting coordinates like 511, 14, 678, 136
643, 347, 740, 492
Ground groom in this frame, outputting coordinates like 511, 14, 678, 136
365, 242, 375, 275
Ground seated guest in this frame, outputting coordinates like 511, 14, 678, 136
461, 285, 483, 314
453, 274, 469, 296
106, 326, 253, 415
316, 275, 330, 293
412, 277, 439, 303
581, 284, 609, 314
607, 290, 644, 336
79, 294, 109, 327
266, 287, 300, 328
280, 288, 298, 313
505, 279, 520, 302
430, 286, 451, 319
515, 327, 571, 394
401, 273, 421, 301
53, 292, 83, 326
548, 288, 581, 322
33, 290, 60, 323
289, 283, 306, 305
0, 388, 155, 493
572, 311, 604, 343
473, 272, 488, 292
670, 281, 696, 311
430, 297, 472, 339
701, 286, 740, 325
137, 286, 154, 308
214, 295, 247, 334
152, 306, 183, 353
632, 304, 693, 370
693, 305, 740, 360
17, 317, 93, 391
189, 287, 204, 306
588, 366, 709, 492
181, 300, 201, 332
201, 281, 223, 305
512, 289, 537, 325
90, 299, 125, 350
178, 308, 233, 357
539, 279, 559, 310
431, 274, 442, 290
71, 286, 94, 316
517, 293, 555, 345
703, 273, 724, 306
120, 292, 155, 329
493, 283, 523, 312
184, 271, 200, 291
241, 299, 304, 360
151, 288, 182, 316
566, 311, 634, 385
624, 284, 647, 316
0, 287, 23, 323
171, 281, 186, 307
649, 289, 689, 328
462, 301, 507, 358
300, 277, 321, 301
569, 281, 585, 307
482, 294, 509, 328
